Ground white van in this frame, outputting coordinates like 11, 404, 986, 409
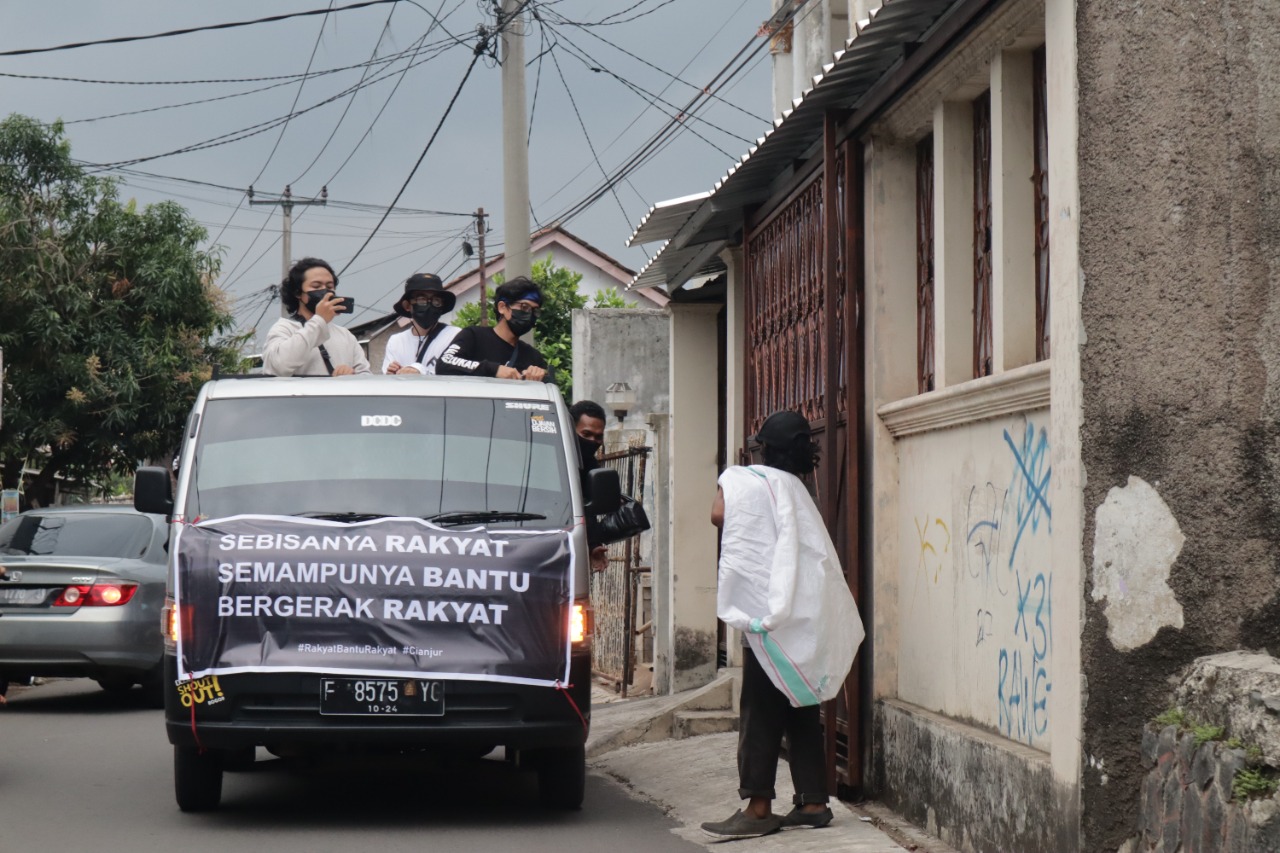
134, 375, 620, 812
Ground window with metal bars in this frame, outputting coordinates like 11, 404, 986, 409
1033, 46, 1050, 361
972, 91, 994, 378
916, 135, 935, 393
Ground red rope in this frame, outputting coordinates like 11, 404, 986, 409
555, 680, 587, 733
186, 672, 205, 753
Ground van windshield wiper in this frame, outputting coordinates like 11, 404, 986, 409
425, 510, 547, 527
292, 511, 386, 522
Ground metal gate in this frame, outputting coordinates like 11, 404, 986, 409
743, 117, 864, 794
589, 445, 651, 697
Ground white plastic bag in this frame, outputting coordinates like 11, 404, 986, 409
717, 465, 864, 707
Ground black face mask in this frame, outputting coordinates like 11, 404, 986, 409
506, 308, 537, 337
577, 433, 602, 468
411, 304, 443, 329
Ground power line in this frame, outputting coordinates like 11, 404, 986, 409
253, 0, 336, 186
563, 0, 682, 28
538, 0, 804, 229
94, 164, 475, 216
0, 40, 429, 86
336, 37, 488, 275
65, 76, 312, 125
546, 42, 640, 249
315, 2, 465, 187
543, 22, 748, 152
0, 0, 405, 57
291, 3, 405, 184
527, 0, 759, 214
540, 2, 767, 125
82, 34, 460, 171
216, 4, 338, 290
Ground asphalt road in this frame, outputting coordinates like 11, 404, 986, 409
0, 679, 701, 853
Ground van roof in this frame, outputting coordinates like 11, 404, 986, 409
201, 375, 562, 403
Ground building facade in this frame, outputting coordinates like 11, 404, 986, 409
626, 0, 1280, 850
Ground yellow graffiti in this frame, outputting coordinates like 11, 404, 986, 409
177, 674, 224, 707
914, 516, 951, 584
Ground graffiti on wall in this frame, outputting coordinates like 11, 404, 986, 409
1005, 422, 1052, 568
948, 419, 1054, 747
914, 516, 950, 584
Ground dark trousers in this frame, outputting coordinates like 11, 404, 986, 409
737, 646, 829, 805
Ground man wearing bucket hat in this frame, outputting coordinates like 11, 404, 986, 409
701, 409, 863, 841
381, 273, 461, 376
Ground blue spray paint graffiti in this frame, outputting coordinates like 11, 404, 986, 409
998, 571, 1052, 741
1004, 422, 1052, 568
994, 420, 1053, 746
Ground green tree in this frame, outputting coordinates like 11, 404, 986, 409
0, 115, 247, 506
452, 255, 634, 397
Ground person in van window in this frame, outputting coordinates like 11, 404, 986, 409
570, 399, 607, 471
436, 277, 551, 382
571, 400, 609, 573
262, 257, 371, 377
381, 273, 461, 376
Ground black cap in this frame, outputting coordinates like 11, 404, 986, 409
392, 273, 455, 317
752, 410, 811, 447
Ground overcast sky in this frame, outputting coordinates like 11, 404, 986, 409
1, 0, 775, 345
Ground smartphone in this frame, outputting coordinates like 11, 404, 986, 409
331, 296, 355, 313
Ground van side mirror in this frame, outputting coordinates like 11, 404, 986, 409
134, 467, 174, 517
585, 468, 622, 516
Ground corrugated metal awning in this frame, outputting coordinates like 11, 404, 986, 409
627, 0, 960, 290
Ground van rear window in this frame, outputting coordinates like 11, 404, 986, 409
185, 396, 572, 527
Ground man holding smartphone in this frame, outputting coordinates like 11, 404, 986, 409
262, 257, 371, 377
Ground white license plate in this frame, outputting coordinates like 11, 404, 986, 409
0, 587, 50, 606
319, 678, 445, 716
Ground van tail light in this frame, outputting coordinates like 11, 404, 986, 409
52, 583, 138, 607
570, 602, 590, 645
161, 596, 179, 649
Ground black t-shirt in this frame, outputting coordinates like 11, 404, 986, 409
436, 325, 552, 381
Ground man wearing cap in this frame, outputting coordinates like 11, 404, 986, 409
437, 276, 551, 382
381, 273, 461, 376
701, 409, 862, 841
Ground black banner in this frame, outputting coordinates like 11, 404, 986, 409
174, 516, 573, 686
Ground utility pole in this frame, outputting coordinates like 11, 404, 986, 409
475, 207, 490, 327
500, 0, 531, 282
248, 185, 328, 315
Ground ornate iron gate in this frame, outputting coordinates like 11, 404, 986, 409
742, 118, 864, 794
589, 445, 651, 697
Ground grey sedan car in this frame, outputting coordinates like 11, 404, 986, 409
0, 505, 168, 700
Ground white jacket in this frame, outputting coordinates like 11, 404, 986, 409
380, 324, 461, 375
262, 315, 371, 377
717, 465, 863, 706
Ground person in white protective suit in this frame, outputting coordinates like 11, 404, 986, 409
700, 410, 864, 842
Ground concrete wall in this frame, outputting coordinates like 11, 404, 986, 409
571, 307, 672, 689
571, 307, 670, 427
875, 698, 1074, 853
895, 410, 1054, 747
1075, 1, 1280, 849
666, 304, 721, 693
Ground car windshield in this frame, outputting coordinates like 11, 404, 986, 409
185, 395, 573, 528
0, 513, 154, 559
